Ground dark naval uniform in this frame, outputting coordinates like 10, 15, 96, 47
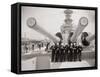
73, 45, 77, 61
51, 45, 55, 62
60, 45, 65, 62
32, 44, 34, 51
65, 45, 69, 61
55, 45, 59, 62
69, 44, 73, 61
77, 45, 83, 61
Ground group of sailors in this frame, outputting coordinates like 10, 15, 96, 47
23, 41, 83, 62
50, 42, 83, 62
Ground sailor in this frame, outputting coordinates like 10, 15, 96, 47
55, 43, 59, 62
25, 44, 28, 53
65, 44, 69, 61
32, 44, 34, 51
69, 42, 73, 61
45, 42, 50, 51
50, 45, 55, 62
58, 43, 64, 62
37, 43, 40, 50
77, 45, 83, 61
73, 42, 77, 61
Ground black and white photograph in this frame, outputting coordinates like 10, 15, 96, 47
21, 4, 97, 71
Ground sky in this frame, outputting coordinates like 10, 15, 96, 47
21, 6, 95, 40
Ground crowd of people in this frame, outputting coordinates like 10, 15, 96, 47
23, 40, 83, 62
23, 42, 50, 53
50, 42, 83, 62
